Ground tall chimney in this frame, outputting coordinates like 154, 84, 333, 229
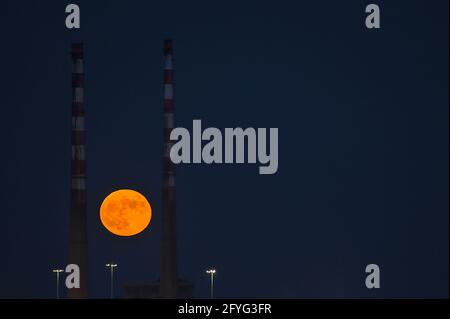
68, 43, 88, 298
160, 39, 178, 298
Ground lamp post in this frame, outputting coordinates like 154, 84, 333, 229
52, 269, 64, 299
105, 263, 118, 299
206, 269, 216, 299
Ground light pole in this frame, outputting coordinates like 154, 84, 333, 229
52, 269, 64, 299
105, 263, 118, 299
206, 269, 216, 299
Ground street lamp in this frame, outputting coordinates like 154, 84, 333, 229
52, 269, 64, 299
105, 263, 118, 299
206, 269, 216, 299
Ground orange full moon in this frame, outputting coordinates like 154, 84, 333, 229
100, 189, 152, 236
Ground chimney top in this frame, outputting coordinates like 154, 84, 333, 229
71, 43, 83, 58
164, 39, 173, 55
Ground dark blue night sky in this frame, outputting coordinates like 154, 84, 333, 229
0, 0, 448, 298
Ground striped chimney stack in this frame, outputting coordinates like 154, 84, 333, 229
160, 39, 178, 298
68, 43, 88, 299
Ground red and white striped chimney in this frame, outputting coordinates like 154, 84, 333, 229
160, 39, 178, 298
68, 43, 88, 299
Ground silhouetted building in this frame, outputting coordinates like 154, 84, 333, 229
124, 280, 194, 299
